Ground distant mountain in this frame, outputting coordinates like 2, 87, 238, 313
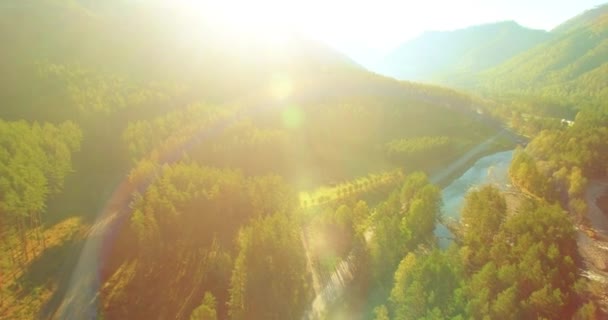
374, 21, 551, 84
481, 3, 608, 107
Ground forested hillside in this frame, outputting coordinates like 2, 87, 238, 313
0, 1, 505, 319
374, 3, 608, 119
375, 21, 550, 84
367, 104, 608, 319
3, 1, 605, 319
508, 104, 608, 315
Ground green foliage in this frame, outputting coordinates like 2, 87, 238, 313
510, 147, 555, 200
308, 204, 358, 269
122, 103, 236, 162
352, 200, 371, 236
400, 184, 441, 247
472, 203, 577, 319
190, 292, 217, 320
528, 118, 608, 178
39, 63, 176, 115
0, 119, 82, 319
385, 136, 469, 168
373, 305, 390, 320
481, 5, 608, 108
508, 107, 608, 229
378, 182, 582, 320
460, 185, 507, 268
389, 250, 464, 320
229, 213, 311, 320
247, 175, 299, 217
569, 197, 589, 223
0, 120, 82, 214
568, 167, 588, 198
0, 2, 518, 319
103, 163, 297, 319
369, 196, 407, 286
0, 119, 82, 263
497, 102, 608, 319
119, 78, 496, 187
399, 172, 430, 205
300, 170, 405, 210
129, 163, 250, 246
369, 172, 441, 289
127, 163, 297, 247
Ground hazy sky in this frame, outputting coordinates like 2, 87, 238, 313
180, 0, 605, 64
296, 0, 606, 63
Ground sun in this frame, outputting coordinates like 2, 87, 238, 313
170, 0, 388, 55
174, 0, 298, 43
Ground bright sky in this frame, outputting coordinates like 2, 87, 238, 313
178, 0, 606, 64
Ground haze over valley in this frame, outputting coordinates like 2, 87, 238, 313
1, 1, 608, 319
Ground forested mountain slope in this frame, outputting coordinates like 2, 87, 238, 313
553, 3, 608, 35
480, 4, 608, 109
374, 21, 550, 84
0, 1, 503, 319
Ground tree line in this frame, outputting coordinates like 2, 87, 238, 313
0, 120, 81, 275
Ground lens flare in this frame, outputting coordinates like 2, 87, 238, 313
270, 74, 293, 101
282, 105, 304, 129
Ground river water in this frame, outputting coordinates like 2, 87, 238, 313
435, 150, 514, 247
306, 149, 516, 318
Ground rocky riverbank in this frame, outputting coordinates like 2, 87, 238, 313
577, 180, 608, 313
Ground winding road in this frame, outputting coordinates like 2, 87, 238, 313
49, 125, 519, 319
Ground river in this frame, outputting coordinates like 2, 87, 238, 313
435, 150, 514, 248
436, 149, 608, 310
306, 149, 516, 319
315, 147, 608, 318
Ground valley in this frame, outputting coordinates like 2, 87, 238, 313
1, 1, 608, 320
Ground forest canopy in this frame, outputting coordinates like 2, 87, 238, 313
2, 1, 607, 319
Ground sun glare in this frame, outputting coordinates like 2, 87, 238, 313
270, 74, 293, 100
175, 0, 298, 43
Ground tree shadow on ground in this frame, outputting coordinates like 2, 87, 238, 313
13, 236, 85, 320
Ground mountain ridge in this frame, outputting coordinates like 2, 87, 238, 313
479, 3, 608, 108
552, 3, 608, 34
